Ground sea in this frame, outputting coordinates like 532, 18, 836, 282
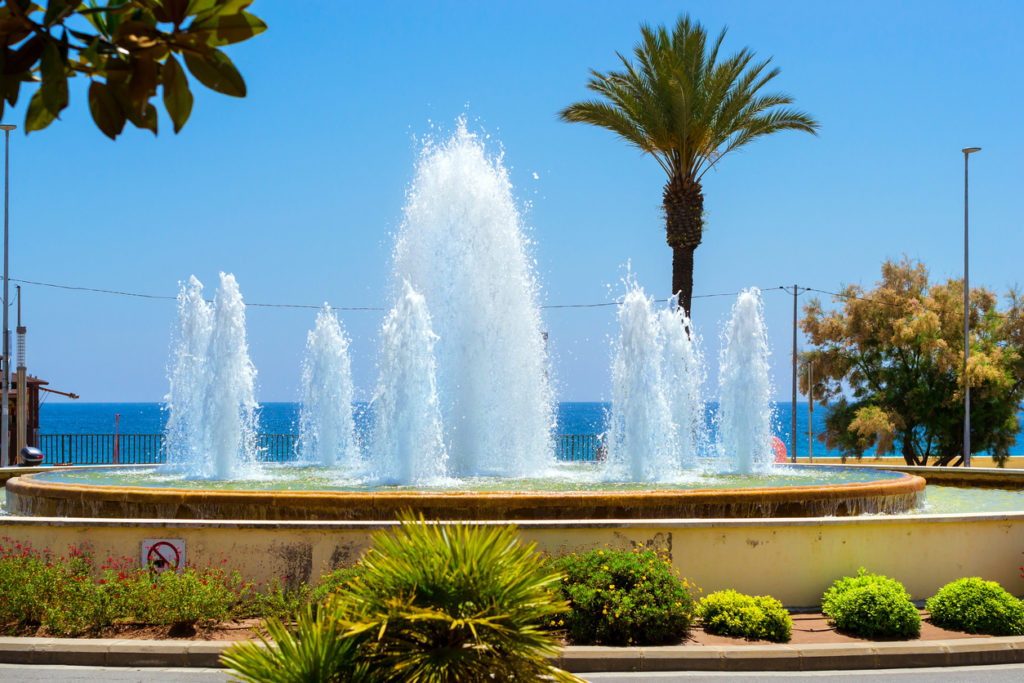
39, 401, 891, 461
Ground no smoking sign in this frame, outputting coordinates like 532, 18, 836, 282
141, 539, 185, 573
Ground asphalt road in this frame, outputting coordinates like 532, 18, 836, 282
2, 663, 1024, 682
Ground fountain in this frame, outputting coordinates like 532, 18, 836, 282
298, 305, 358, 468
163, 273, 258, 480
393, 120, 554, 478
4, 122, 925, 521
371, 281, 448, 485
715, 288, 775, 475
3, 120, 1022, 607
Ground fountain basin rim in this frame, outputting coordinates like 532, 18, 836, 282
5, 468, 926, 520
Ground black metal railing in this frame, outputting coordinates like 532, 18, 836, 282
34, 433, 604, 465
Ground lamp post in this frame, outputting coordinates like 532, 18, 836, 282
962, 146, 981, 468
0, 124, 13, 467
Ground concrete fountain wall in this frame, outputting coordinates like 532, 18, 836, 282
0, 507, 1022, 607
3, 469, 926, 520
2, 466, 1023, 606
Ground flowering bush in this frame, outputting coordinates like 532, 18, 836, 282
0, 538, 301, 636
553, 546, 696, 645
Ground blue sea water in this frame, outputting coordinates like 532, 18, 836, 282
39, 401, 866, 461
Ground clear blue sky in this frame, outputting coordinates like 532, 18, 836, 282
2, 1, 1021, 404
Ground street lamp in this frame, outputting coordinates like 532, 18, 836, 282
0, 123, 12, 467
962, 146, 981, 468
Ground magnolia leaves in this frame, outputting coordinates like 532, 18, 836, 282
0, 0, 266, 139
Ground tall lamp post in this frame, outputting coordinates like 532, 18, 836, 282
962, 146, 981, 468
0, 122, 13, 466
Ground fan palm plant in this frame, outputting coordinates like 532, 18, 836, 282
560, 15, 819, 317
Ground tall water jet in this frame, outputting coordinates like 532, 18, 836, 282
201, 273, 259, 479
393, 120, 553, 477
372, 281, 448, 485
716, 288, 774, 474
659, 302, 705, 470
605, 281, 679, 481
298, 305, 358, 467
164, 276, 213, 471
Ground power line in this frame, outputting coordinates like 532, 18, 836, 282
11, 276, 785, 311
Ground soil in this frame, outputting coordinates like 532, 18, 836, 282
687, 610, 986, 646
3, 610, 993, 644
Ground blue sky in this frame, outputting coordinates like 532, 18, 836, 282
3, 1, 1022, 404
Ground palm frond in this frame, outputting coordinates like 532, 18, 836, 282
561, 13, 819, 185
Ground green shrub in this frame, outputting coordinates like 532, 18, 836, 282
697, 590, 792, 642
821, 568, 920, 638
309, 564, 364, 604
926, 577, 1024, 636
0, 538, 302, 636
221, 603, 373, 683
223, 515, 581, 682
554, 546, 695, 646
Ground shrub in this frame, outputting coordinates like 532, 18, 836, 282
554, 546, 695, 646
309, 564, 364, 604
821, 568, 920, 638
697, 590, 792, 642
0, 538, 302, 636
223, 515, 581, 682
221, 603, 373, 683
926, 577, 1024, 636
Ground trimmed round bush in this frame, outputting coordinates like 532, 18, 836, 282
697, 590, 792, 642
821, 568, 920, 638
554, 547, 695, 646
926, 577, 1024, 636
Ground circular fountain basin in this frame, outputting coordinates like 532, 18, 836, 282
5, 465, 925, 520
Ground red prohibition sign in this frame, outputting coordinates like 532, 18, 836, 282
147, 541, 181, 572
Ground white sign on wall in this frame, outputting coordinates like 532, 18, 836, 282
141, 538, 185, 573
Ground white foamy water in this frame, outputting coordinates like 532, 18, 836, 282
298, 305, 358, 467
605, 281, 680, 481
392, 120, 554, 477
371, 281, 448, 485
715, 288, 774, 474
164, 273, 259, 480
164, 276, 212, 472
659, 301, 706, 471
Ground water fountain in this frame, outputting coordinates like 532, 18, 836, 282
164, 273, 258, 480
17, 121, 1024, 606
393, 120, 554, 478
605, 280, 680, 482
298, 305, 358, 468
715, 288, 775, 475
5, 123, 925, 521
371, 281, 448, 485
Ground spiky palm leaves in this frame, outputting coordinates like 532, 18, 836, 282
222, 515, 581, 683
560, 15, 819, 316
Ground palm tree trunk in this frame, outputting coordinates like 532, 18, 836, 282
663, 175, 704, 317
672, 246, 696, 317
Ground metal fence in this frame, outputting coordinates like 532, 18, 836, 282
35, 433, 604, 465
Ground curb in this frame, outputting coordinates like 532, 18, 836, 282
1, 637, 1024, 671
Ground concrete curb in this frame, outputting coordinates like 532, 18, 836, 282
1, 636, 1024, 671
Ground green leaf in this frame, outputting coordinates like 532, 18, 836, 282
162, 54, 192, 133
88, 80, 126, 139
39, 42, 68, 116
183, 48, 245, 96
188, 10, 266, 46
24, 89, 56, 132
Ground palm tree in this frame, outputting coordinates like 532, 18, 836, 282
560, 15, 819, 317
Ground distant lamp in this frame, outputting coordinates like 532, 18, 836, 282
962, 146, 981, 467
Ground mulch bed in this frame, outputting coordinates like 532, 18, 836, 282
1, 610, 991, 644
